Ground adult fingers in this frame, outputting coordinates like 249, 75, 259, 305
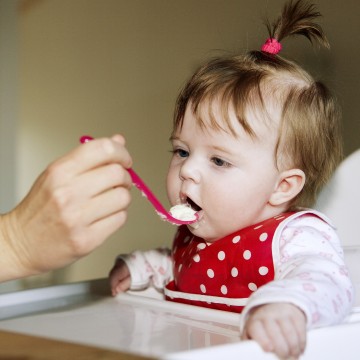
55, 136, 133, 179
81, 186, 132, 225
70, 162, 132, 201
70, 209, 128, 257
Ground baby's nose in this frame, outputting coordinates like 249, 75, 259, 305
179, 158, 201, 183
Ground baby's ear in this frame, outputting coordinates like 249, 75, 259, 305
269, 169, 305, 206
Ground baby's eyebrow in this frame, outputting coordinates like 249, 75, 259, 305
211, 144, 233, 154
169, 135, 180, 142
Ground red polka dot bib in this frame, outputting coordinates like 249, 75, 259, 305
164, 212, 296, 312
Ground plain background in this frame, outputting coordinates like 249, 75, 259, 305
1, 0, 359, 288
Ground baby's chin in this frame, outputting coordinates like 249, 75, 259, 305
186, 222, 219, 243
187, 217, 238, 243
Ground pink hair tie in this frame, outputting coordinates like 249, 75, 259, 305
261, 38, 282, 55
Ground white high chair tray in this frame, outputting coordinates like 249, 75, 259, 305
0, 245, 359, 359
0, 278, 241, 358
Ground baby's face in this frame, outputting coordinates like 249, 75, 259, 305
166, 100, 283, 243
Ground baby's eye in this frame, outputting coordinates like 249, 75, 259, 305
211, 157, 231, 167
173, 148, 189, 158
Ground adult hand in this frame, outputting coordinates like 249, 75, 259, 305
0, 135, 132, 282
241, 303, 307, 359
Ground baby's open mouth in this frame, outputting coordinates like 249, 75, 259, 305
186, 197, 202, 212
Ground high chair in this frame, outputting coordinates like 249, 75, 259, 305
315, 149, 360, 247
315, 148, 360, 307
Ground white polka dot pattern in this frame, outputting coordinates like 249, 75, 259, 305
231, 267, 238, 277
207, 269, 215, 278
248, 282, 257, 291
259, 266, 269, 275
243, 250, 251, 260
168, 212, 296, 312
193, 254, 200, 262
259, 233, 268, 242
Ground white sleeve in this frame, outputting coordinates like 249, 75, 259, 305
240, 215, 354, 332
119, 248, 173, 291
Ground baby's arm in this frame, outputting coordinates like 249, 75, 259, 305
109, 248, 172, 296
240, 215, 354, 358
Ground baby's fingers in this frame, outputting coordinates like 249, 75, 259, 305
109, 259, 131, 295
279, 317, 307, 358
244, 318, 294, 357
111, 275, 131, 296
242, 319, 274, 353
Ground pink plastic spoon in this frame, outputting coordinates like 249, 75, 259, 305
80, 135, 199, 226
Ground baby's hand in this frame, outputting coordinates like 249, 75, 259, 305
241, 303, 306, 359
109, 258, 131, 296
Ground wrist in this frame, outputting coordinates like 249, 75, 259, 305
0, 211, 37, 281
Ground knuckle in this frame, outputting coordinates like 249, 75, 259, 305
43, 162, 62, 187
51, 185, 73, 210
71, 239, 89, 257
44, 160, 76, 192
99, 137, 116, 155
49, 187, 82, 236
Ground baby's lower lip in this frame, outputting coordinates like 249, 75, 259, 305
188, 220, 200, 230
190, 210, 203, 227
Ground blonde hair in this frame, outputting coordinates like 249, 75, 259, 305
172, 0, 342, 209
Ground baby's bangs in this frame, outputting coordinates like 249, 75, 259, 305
173, 55, 270, 137
190, 90, 238, 135
189, 80, 265, 138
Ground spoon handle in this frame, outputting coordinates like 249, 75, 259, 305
126, 168, 169, 218
79, 135, 198, 225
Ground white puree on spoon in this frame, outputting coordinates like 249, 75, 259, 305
169, 204, 197, 221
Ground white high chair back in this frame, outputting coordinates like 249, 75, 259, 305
315, 149, 360, 247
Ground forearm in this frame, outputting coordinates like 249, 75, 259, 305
0, 212, 38, 282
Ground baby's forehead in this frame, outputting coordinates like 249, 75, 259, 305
186, 95, 281, 139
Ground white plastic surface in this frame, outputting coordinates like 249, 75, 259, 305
315, 149, 360, 247
0, 283, 240, 357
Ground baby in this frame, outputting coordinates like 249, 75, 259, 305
109, 0, 354, 358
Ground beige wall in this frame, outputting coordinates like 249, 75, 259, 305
16, 0, 360, 285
